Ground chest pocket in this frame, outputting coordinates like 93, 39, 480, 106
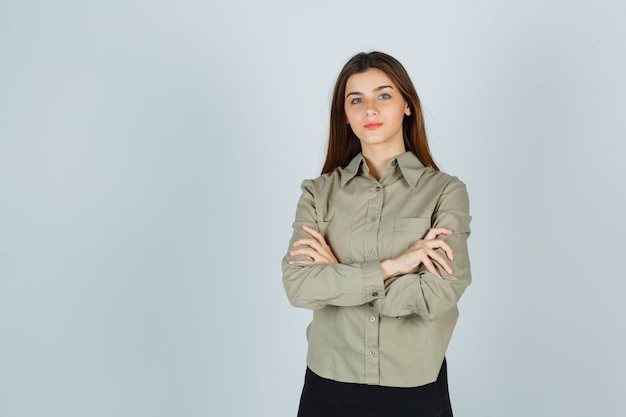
392, 217, 432, 256
317, 215, 352, 263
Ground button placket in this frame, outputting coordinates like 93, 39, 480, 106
364, 183, 382, 261
364, 180, 384, 384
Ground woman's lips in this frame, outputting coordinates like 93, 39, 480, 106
364, 122, 383, 130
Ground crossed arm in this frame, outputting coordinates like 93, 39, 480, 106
282, 177, 471, 318
289, 225, 455, 279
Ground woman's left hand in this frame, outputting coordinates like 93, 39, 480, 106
288, 225, 338, 265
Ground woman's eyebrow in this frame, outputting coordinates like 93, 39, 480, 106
346, 85, 394, 97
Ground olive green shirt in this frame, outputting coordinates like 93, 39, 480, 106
282, 151, 471, 388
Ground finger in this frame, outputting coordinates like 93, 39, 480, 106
423, 227, 453, 240
293, 237, 316, 248
301, 226, 333, 251
297, 226, 338, 264
424, 227, 453, 240
290, 245, 337, 264
427, 249, 453, 275
289, 247, 319, 259
293, 238, 325, 253
302, 225, 327, 244
436, 240, 454, 261
317, 250, 338, 264
425, 239, 454, 261
422, 257, 442, 279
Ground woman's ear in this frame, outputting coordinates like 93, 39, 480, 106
405, 103, 411, 116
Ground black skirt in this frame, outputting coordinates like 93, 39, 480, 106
297, 359, 453, 417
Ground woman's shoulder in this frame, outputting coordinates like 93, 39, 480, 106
420, 166, 466, 188
300, 168, 344, 191
412, 169, 470, 208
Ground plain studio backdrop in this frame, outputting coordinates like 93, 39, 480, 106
1, 1, 625, 416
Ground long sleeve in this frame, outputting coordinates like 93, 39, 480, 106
374, 178, 472, 319
282, 179, 386, 310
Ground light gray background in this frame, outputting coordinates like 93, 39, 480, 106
1, 1, 625, 416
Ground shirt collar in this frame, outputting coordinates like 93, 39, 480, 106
339, 153, 365, 187
339, 151, 428, 188
395, 151, 427, 188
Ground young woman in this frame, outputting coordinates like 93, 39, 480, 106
282, 51, 471, 417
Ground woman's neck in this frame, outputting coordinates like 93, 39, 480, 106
362, 144, 406, 182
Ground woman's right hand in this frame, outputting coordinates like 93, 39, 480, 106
380, 228, 454, 280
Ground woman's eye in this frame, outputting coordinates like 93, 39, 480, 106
379, 93, 391, 100
351, 97, 362, 104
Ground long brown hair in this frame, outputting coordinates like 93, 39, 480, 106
321, 51, 439, 174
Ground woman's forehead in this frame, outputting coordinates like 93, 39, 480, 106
346, 69, 396, 91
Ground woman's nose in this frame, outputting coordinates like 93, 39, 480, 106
364, 101, 378, 116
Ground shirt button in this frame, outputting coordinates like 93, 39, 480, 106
372, 292, 378, 297
370, 216, 377, 223
370, 316, 376, 322
368, 249, 374, 255
375, 186, 381, 192
391, 160, 397, 166
369, 351, 376, 357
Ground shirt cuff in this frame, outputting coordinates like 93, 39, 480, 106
362, 261, 385, 302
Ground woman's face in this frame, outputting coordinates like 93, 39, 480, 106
344, 68, 411, 151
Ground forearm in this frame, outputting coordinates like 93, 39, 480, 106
380, 259, 400, 281
282, 258, 385, 309
374, 232, 471, 319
